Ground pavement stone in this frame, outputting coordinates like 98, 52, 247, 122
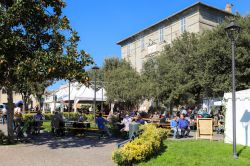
0, 124, 118, 166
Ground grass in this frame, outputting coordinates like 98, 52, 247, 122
42, 121, 51, 132
137, 140, 250, 166
41, 121, 98, 133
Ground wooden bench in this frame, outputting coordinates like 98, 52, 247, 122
65, 127, 100, 136
152, 123, 171, 129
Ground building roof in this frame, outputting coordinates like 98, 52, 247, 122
117, 2, 234, 45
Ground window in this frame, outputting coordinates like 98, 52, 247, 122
140, 37, 145, 51
180, 17, 186, 33
159, 27, 164, 42
217, 17, 223, 24
127, 44, 130, 56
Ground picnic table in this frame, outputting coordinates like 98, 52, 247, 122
141, 118, 171, 129
64, 120, 101, 136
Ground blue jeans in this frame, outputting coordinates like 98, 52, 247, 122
2, 115, 7, 125
171, 127, 178, 138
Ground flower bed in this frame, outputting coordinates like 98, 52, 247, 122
112, 124, 168, 165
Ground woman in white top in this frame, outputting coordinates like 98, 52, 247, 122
120, 115, 132, 132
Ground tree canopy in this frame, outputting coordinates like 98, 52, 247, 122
142, 16, 250, 107
0, 0, 93, 141
98, 16, 250, 111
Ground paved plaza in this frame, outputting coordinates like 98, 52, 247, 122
0, 123, 224, 166
0, 124, 118, 166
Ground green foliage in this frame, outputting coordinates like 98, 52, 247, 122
42, 121, 51, 132
0, 0, 93, 140
142, 16, 250, 107
22, 112, 94, 122
138, 140, 250, 166
195, 16, 250, 96
112, 124, 168, 165
102, 58, 142, 110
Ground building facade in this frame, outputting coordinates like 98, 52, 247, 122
0, 88, 23, 105
0, 88, 38, 108
117, 2, 233, 72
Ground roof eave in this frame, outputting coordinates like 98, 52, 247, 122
117, 2, 234, 45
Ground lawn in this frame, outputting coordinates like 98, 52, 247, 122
138, 140, 250, 166
42, 121, 51, 132
41, 121, 98, 133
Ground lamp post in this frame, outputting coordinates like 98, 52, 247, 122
92, 65, 100, 124
68, 81, 71, 119
225, 20, 241, 159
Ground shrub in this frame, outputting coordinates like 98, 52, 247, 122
22, 113, 35, 121
112, 124, 168, 165
22, 112, 94, 122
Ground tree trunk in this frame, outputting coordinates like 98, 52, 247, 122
22, 94, 29, 113
6, 86, 14, 143
37, 95, 43, 110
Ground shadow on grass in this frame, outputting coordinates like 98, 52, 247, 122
237, 146, 247, 156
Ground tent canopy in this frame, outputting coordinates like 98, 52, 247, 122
50, 82, 106, 103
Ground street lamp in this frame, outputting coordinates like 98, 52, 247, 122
225, 20, 241, 159
92, 65, 100, 124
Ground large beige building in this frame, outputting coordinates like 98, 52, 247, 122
117, 2, 234, 72
0, 88, 38, 108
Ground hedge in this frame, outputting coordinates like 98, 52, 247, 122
112, 124, 168, 165
22, 112, 94, 122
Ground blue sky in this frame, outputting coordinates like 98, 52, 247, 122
49, 0, 250, 90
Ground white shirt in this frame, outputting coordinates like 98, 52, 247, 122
121, 117, 132, 131
2, 108, 7, 115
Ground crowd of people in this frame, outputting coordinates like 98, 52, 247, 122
0, 104, 225, 140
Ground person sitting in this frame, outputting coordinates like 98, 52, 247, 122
180, 107, 187, 115
33, 111, 44, 134
96, 113, 112, 137
51, 112, 64, 136
136, 115, 145, 125
78, 112, 87, 122
151, 112, 160, 123
120, 114, 132, 132
13, 107, 23, 129
178, 114, 190, 138
170, 115, 178, 139
159, 114, 167, 124
1, 106, 7, 125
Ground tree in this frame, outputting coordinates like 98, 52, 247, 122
142, 16, 250, 109
0, 0, 93, 142
195, 16, 250, 96
142, 32, 201, 107
102, 58, 142, 111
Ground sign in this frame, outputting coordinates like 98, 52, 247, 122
196, 118, 213, 141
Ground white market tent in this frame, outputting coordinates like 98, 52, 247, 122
224, 89, 250, 146
45, 82, 106, 112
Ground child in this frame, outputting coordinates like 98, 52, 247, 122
170, 115, 178, 139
